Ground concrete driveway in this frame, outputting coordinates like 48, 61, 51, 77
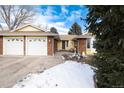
0, 56, 63, 88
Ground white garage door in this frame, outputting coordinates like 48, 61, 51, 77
4, 37, 24, 55
26, 37, 47, 55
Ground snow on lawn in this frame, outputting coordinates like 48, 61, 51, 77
13, 61, 95, 88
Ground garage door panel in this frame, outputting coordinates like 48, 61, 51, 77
4, 37, 24, 55
26, 37, 47, 55
4, 37, 47, 56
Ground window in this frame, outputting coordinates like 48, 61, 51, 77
66, 41, 68, 47
39, 39, 41, 42
74, 40, 78, 46
12, 39, 15, 41
43, 40, 46, 42
87, 39, 91, 48
93, 41, 96, 48
16, 39, 19, 41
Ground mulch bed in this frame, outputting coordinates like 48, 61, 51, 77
62, 53, 94, 64
62, 53, 85, 63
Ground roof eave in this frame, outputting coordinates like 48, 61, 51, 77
0, 34, 58, 37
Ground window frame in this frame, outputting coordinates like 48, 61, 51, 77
87, 38, 91, 49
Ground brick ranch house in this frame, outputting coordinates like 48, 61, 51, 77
0, 24, 96, 56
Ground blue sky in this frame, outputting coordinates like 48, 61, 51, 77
33, 5, 88, 34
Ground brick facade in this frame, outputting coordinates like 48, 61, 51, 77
0, 36, 3, 55
78, 38, 86, 54
47, 37, 54, 56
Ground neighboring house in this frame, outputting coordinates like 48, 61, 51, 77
55, 34, 96, 55
0, 24, 96, 56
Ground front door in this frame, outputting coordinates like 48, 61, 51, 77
62, 41, 65, 49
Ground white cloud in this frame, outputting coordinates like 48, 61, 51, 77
67, 10, 82, 22
48, 22, 68, 35
61, 6, 68, 14
60, 6, 69, 19
44, 6, 55, 16
51, 22, 65, 27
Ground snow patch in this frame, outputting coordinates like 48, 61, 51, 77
13, 61, 95, 88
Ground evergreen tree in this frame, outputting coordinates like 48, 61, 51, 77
68, 22, 82, 35
50, 27, 58, 34
86, 6, 124, 88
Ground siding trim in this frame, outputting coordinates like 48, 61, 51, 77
24, 36, 26, 55
0, 36, 3, 55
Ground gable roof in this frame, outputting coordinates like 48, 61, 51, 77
59, 35, 77, 40
0, 24, 58, 36
11, 24, 45, 32
58, 34, 93, 40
